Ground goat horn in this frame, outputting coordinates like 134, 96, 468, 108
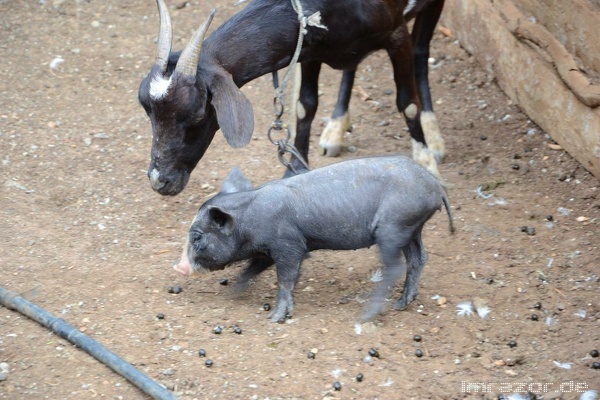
155, 0, 173, 73
175, 8, 216, 77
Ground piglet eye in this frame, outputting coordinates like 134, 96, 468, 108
190, 229, 203, 243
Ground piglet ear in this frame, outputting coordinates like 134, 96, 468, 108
208, 206, 235, 236
208, 69, 254, 147
220, 167, 253, 194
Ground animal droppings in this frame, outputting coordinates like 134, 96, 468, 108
592, 362, 600, 370
534, 302, 542, 310
233, 326, 242, 334
413, 335, 422, 342
415, 349, 423, 358
590, 350, 599, 358
508, 340, 517, 348
168, 285, 183, 294
219, 278, 228, 285
156, 313, 165, 320
356, 373, 364, 382
213, 326, 222, 334
263, 303, 271, 311
368, 348, 380, 358
198, 349, 206, 357
333, 381, 341, 391
531, 314, 539, 321
307, 351, 316, 359
205, 359, 213, 367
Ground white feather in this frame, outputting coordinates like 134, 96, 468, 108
580, 390, 599, 400
378, 378, 394, 387
456, 301, 474, 317
476, 306, 490, 319
331, 368, 344, 378
553, 360, 572, 369
370, 268, 383, 282
50, 56, 64, 70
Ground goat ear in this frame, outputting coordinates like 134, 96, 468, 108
220, 167, 253, 194
208, 70, 254, 147
207, 205, 235, 236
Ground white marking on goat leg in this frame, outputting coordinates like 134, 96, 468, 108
404, 103, 418, 119
319, 112, 351, 157
149, 168, 166, 190
412, 139, 441, 178
420, 111, 445, 162
296, 101, 306, 120
403, 0, 417, 15
149, 74, 172, 101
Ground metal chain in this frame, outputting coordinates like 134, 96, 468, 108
266, 0, 327, 173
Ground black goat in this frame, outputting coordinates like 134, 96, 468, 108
138, 0, 445, 196
319, 0, 445, 158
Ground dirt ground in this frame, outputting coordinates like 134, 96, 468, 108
1, 1, 599, 399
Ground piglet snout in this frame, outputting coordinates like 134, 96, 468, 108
173, 259, 193, 275
173, 239, 193, 275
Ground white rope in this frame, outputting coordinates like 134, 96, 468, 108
275, 0, 328, 101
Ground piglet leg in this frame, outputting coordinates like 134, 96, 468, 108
269, 248, 304, 323
359, 234, 409, 323
394, 233, 428, 310
231, 256, 274, 295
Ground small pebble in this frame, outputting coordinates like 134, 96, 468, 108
534, 302, 542, 310
356, 373, 364, 382
590, 349, 599, 358
263, 303, 271, 311
219, 278, 228, 286
168, 285, 183, 294
233, 326, 242, 335
508, 340, 517, 348
415, 349, 423, 358
333, 381, 341, 391
531, 314, 539, 321
307, 351, 316, 359
205, 359, 213, 367
198, 349, 206, 357
156, 313, 165, 320
413, 335, 422, 342
368, 348, 380, 358
213, 326, 222, 334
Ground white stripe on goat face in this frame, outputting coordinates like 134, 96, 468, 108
404, 0, 417, 15
149, 74, 172, 100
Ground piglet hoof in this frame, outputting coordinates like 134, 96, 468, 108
268, 298, 294, 323
393, 296, 413, 311
268, 308, 291, 324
